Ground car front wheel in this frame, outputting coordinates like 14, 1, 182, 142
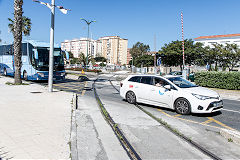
126, 91, 136, 104
174, 98, 191, 115
23, 71, 28, 80
3, 68, 7, 76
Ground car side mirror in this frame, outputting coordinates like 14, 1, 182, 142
164, 85, 171, 90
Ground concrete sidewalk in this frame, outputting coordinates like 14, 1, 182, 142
71, 81, 129, 160
0, 76, 72, 159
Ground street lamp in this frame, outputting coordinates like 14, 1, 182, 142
80, 18, 96, 69
33, 0, 70, 92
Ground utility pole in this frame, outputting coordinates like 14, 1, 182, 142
181, 11, 185, 70
33, 0, 70, 92
181, 11, 187, 79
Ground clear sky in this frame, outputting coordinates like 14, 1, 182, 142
0, 0, 240, 51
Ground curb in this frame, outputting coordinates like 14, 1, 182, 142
70, 93, 78, 160
220, 129, 240, 145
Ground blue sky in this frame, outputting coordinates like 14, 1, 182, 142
0, 0, 240, 51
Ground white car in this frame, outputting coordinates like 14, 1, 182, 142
120, 75, 223, 115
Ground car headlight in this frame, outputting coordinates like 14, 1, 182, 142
192, 93, 211, 100
37, 72, 44, 77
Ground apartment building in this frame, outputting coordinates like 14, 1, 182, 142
61, 38, 95, 58
194, 33, 240, 47
99, 36, 128, 65
61, 36, 128, 65
127, 48, 132, 65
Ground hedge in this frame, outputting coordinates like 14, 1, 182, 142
195, 71, 240, 90
66, 68, 101, 73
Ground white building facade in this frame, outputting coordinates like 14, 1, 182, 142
194, 33, 240, 47
61, 38, 95, 58
99, 36, 128, 65
61, 36, 128, 65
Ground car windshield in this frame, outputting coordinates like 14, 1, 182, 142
167, 77, 198, 88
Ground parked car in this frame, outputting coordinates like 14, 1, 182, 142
168, 71, 195, 82
120, 75, 223, 115
168, 71, 182, 76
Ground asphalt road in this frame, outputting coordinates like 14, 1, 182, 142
137, 98, 240, 132
43, 75, 240, 159
52, 75, 240, 132
94, 77, 240, 159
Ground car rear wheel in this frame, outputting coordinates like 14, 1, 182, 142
126, 91, 136, 104
175, 98, 191, 115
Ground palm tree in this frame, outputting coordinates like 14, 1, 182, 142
8, 16, 32, 36
9, 0, 31, 84
79, 53, 92, 68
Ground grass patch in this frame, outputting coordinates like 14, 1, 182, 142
228, 138, 233, 142
5, 82, 29, 85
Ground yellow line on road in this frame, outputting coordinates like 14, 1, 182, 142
200, 119, 213, 125
174, 114, 181, 117
53, 84, 82, 91
53, 84, 72, 89
81, 81, 88, 96
157, 109, 235, 131
207, 117, 234, 130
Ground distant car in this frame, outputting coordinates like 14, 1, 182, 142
168, 71, 182, 76
120, 75, 223, 115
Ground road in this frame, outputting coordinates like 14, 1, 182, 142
46, 74, 240, 159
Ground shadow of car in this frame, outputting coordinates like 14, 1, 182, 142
78, 75, 90, 82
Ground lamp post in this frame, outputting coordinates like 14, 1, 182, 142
48, 0, 55, 93
33, 0, 70, 92
80, 18, 96, 69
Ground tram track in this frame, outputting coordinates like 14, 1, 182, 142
93, 78, 141, 160
106, 75, 222, 160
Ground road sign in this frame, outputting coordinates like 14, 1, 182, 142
157, 57, 161, 66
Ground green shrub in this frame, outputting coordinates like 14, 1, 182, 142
66, 68, 101, 73
195, 71, 240, 90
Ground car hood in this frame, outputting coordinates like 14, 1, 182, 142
182, 87, 219, 97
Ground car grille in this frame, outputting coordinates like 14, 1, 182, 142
206, 100, 223, 111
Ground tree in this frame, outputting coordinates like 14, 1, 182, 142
79, 53, 92, 67
94, 56, 107, 62
130, 42, 150, 58
12, 0, 23, 84
129, 42, 150, 67
8, 2, 32, 84
134, 55, 154, 68
159, 39, 206, 70
222, 43, 240, 71
8, 16, 32, 36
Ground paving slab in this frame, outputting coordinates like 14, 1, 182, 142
0, 76, 72, 159
72, 81, 129, 160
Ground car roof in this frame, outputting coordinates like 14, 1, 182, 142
164, 75, 181, 78
126, 74, 178, 80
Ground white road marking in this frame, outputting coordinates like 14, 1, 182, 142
222, 108, 240, 114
